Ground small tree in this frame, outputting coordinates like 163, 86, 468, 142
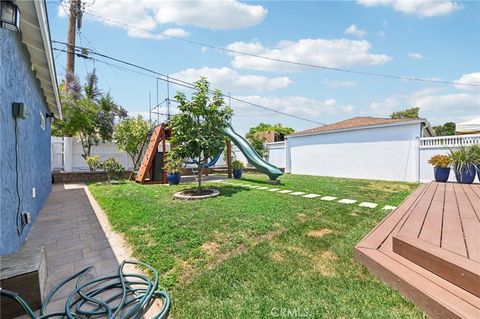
170, 77, 233, 193
390, 107, 420, 119
102, 158, 125, 183
53, 71, 127, 170
115, 115, 149, 166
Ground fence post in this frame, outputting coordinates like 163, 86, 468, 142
64, 136, 73, 172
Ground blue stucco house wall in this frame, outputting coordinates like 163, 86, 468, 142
0, 28, 53, 255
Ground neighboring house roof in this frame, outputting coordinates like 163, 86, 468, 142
456, 117, 480, 134
289, 117, 433, 137
17, 0, 61, 117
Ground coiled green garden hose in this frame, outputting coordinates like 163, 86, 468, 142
0, 260, 171, 319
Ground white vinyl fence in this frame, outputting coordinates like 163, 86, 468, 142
51, 137, 134, 172
52, 134, 480, 183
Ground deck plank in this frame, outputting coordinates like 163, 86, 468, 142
454, 183, 480, 262
442, 183, 468, 257
419, 182, 445, 246
462, 184, 480, 222
356, 184, 427, 249
398, 182, 438, 238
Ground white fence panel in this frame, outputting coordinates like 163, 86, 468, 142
51, 137, 64, 171
266, 141, 286, 168
70, 138, 134, 171
418, 134, 480, 183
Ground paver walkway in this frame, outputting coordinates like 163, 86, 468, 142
22, 184, 129, 313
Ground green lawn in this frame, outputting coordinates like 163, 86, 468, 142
88, 174, 425, 318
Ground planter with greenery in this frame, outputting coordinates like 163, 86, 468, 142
472, 144, 480, 181
450, 147, 476, 184
428, 154, 452, 182
164, 153, 183, 185
232, 160, 244, 179
169, 77, 232, 198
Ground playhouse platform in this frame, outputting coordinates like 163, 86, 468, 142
355, 182, 480, 319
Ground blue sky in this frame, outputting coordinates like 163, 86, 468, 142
47, 0, 480, 135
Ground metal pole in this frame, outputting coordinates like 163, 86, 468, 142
167, 75, 170, 120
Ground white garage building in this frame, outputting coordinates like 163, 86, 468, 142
285, 117, 435, 182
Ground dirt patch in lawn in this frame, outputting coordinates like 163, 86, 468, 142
201, 242, 220, 255
182, 228, 284, 282
350, 212, 359, 217
313, 251, 338, 277
367, 181, 412, 193
297, 213, 308, 223
181, 229, 285, 282
306, 229, 333, 238
271, 251, 285, 262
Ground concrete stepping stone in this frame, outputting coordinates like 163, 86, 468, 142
338, 199, 357, 204
290, 191, 306, 196
257, 187, 269, 190
249, 186, 260, 188
383, 205, 397, 210
321, 196, 337, 201
278, 190, 293, 193
359, 202, 378, 208
268, 188, 280, 192
303, 194, 321, 198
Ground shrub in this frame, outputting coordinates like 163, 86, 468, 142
428, 154, 452, 168
102, 158, 125, 182
164, 153, 183, 173
85, 155, 102, 171
232, 160, 244, 170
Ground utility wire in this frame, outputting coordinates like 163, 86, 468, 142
52, 44, 324, 125
71, 9, 480, 88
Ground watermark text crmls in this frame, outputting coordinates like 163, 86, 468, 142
270, 307, 311, 317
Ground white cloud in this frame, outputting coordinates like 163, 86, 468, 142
323, 79, 358, 88
377, 30, 386, 37
152, 0, 267, 30
227, 39, 392, 72
408, 52, 423, 59
345, 24, 367, 37
161, 28, 189, 38
233, 95, 354, 118
171, 67, 292, 92
358, 0, 460, 17
367, 88, 480, 122
455, 72, 480, 91
60, 0, 267, 39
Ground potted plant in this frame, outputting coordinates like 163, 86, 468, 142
472, 144, 480, 181
428, 154, 452, 182
232, 160, 244, 179
450, 147, 476, 184
164, 153, 183, 185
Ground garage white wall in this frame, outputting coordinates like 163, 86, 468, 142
286, 123, 422, 182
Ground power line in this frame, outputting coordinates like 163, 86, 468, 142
52, 44, 324, 125
73, 9, 480, 88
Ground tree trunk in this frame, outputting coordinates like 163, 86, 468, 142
197, 162, 203, 194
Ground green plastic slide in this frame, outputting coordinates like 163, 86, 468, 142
224, 125, 283, 180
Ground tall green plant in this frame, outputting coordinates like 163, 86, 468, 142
169, 77, 233, 193
53, 70, 127, 170
115, 115, 149, 166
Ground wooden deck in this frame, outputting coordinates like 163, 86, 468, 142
355, 182, 480, 319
